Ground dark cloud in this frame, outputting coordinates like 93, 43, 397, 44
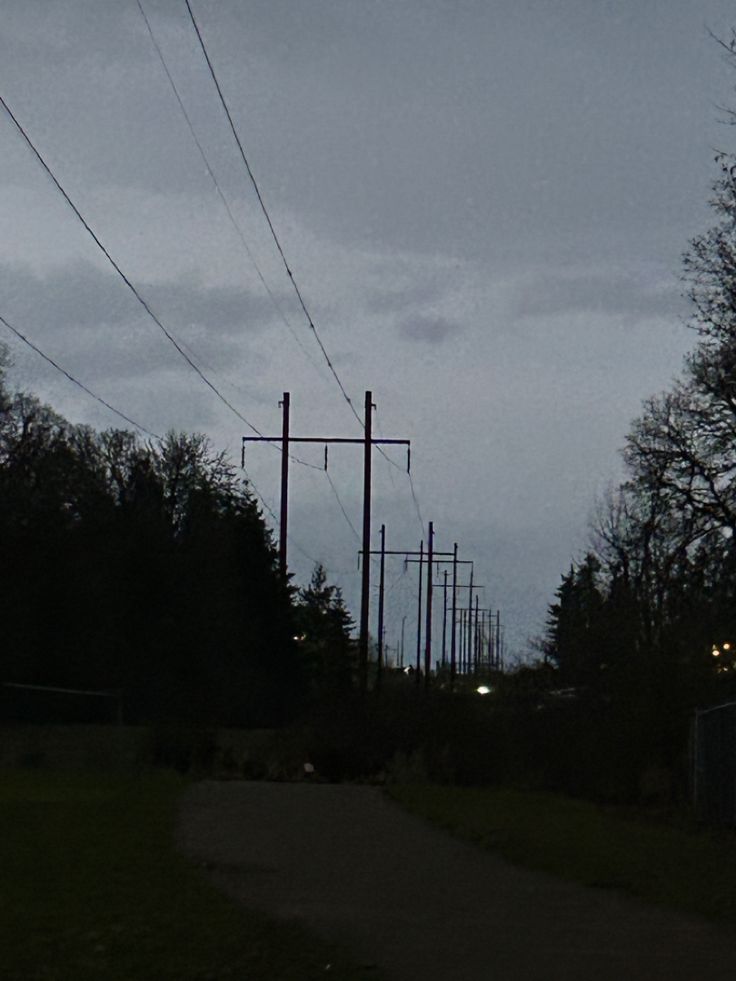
2, 0, 732, 660
148, 279, 278, 336
398, 315, 461, 344
512, 269, 685, 322
0, 259, 275, 398
365, 277, 448, 316
2, 0, 723, 265
0, 260, 278, 336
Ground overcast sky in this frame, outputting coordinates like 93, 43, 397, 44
2, 0, 735, 662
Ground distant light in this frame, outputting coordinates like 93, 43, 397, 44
476, 685, 492, 695
713, 647, 721, 657
724, 643, 732, 651
293, 632, 307, 642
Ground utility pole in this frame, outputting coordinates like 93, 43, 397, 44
360, 391, 373, 692
451, 543, 458, 684
407, 544, 468, 685
441, 570, 448, 667
474, 593, 480, 674
415, 540, 424, 681
376, 523, 386, 688
360, 544, 457, 683
441, 576, 485, 675
424, 521, 434, 687
278, 392, 289, 579
466, 564, 474, 674
426, 561, 483, 674
406, 549, 472, 684
242, 391, 410, 694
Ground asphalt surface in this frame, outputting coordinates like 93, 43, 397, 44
177, 781, 736, 981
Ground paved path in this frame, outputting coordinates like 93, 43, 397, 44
177, 781, 736, 980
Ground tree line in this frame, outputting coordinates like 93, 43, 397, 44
538, 41, 736, 798
0, 351, 354, 727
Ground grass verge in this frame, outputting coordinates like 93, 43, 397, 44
0, 769, 376, 981
387, 784, 736, 924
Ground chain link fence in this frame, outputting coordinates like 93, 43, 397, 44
692, 701, 736, 826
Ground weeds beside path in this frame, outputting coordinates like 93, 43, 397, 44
0, 770, 375, 981
388, 784, 736, 925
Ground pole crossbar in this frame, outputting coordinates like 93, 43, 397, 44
431, 580, 485, 589
359, 550, 455, 558
243, 436, 410, 445
405, 557, 473, 565
241, 392, 409, 695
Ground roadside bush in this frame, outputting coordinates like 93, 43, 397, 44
143, 724, 217, 774
300, 681, 690, 805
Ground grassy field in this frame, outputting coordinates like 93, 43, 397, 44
0, 770, 376, 981
388, 784, 736, 925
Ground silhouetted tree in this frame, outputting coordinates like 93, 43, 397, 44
544, 554, 606, 686
0, 375, 306, 726
296, 563, 355, 698
536, 44, 736, 799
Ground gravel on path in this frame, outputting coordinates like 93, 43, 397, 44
177, 781, 736, 981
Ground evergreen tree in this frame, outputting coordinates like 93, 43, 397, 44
544, 554, 606, 686
296, 564, 356, 698
0, 376, 306, 725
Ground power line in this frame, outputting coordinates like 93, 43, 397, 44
0, 306, 318, 559
241, 464, 319, 566
169, 331, 263, 407
373, 404, 399, 490
80, 9, 328, 477
246, 476, 279, 530
149, 5, 428, 584
287, 534, 320, 567
325, 468, 361, 543
0, 98, 327, 584
0, 90, 273, 442
373, 403, 424, 533
134, 0, 327, 384
2, 82, 323, 473
183, 0, 362, 428
183, 0, 432, 543
0, 294, 310, 560
0, 312, 162, 439
385, 560, 409, 598
407, 469, 426, 532
168, 0, 431, 563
